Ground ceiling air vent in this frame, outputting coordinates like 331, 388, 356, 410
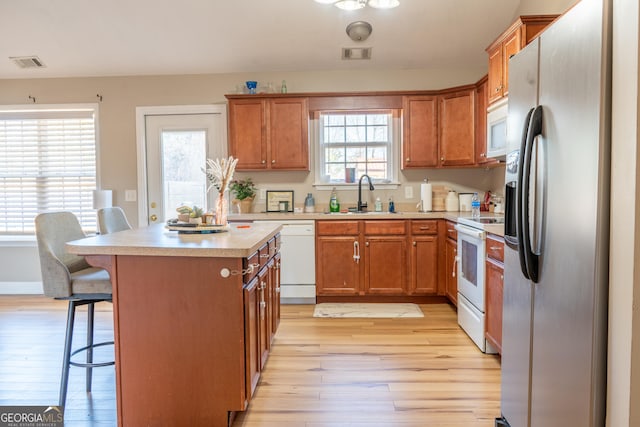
10, 56, 46, 69
342, 47, 372, 60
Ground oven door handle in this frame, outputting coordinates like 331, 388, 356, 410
454, 224, 486, 240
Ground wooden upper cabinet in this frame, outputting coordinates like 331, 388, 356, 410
402, 96, 438, 168
475, 76, 495, 165
439, 89, 475, 167
228, 99, 267, 170
486, 15, 558, 105
269, 98, 309, 170
227, 96, 310, 171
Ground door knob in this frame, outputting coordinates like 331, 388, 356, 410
150, 214, 158, 222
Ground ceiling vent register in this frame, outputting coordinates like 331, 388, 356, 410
342, 47, 372, 60
10, 56, 46, 69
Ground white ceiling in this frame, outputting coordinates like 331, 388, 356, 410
0, 0, 528, 79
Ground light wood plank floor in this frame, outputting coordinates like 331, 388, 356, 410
0, 296, 501, 426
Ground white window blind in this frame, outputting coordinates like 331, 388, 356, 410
0, 107, 97, 235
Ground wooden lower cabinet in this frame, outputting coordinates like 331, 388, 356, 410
364, 235, 408, 294
243, 240, 281, 402
409, 220, 439, 295
316, 219, 444, 298
485, 234, 505, 354
270, 253, 281, 335
243, 277, 260, 400
316, 221, 361, 296
445, 236, 458, 305
409, 235, 438, 295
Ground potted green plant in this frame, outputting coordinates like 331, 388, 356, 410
230, 178, 257, 214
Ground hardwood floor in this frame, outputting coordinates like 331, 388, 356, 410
0, 296, 501, 426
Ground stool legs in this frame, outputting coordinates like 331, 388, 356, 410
58, 299, 113, 408
59, 300, 77, 407
86, 302, 94, 392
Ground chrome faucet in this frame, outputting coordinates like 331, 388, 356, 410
357, 174, 375, 212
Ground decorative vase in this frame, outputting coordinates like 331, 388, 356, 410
239, 197, 254, 214
215, 194, 229, 226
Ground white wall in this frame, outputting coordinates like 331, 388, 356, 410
608, 0, 640, 425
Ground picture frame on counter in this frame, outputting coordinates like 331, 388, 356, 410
266, 190, 294, 212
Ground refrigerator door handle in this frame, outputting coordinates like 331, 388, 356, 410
514, 108, 535, 280
521, 105, 543, 283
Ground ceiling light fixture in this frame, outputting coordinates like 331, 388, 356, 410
346, 21, 373, 41
314, 0, 400, 10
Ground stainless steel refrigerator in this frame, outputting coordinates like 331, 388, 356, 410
497, 0, 611, 426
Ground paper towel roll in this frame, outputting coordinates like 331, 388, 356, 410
420, 183, 432, 212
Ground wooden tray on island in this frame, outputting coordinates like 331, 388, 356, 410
166, 223, 229, 234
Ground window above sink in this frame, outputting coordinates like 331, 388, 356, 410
313, 110, 400, 190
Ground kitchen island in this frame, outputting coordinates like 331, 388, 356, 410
66, 222, 282, 427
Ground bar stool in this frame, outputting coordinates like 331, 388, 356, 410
97, 206, 132, 234
34, 211, 114, 408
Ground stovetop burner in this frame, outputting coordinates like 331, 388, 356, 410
458, 216, 505, 228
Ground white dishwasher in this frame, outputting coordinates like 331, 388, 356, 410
255, 220, 316, 304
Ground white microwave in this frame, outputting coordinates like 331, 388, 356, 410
486, 98, 508, 160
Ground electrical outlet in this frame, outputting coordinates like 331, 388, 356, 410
125, 190, 137, 202
404, 186, 414, 199
259, 189, 266, 199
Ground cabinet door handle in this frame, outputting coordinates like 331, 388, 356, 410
275, 286, 280, 293
406, 157, 410, 162
452, 255, 458, 277
419, 226, 430, 230
500, 274, 504, 280
441, 157, 445, 162
365, 241, 369, 247
490, 246, 503, 250
260, 301, 266, 309
262, 160, 266, 164
413, 241, 417, 246
260, 254, 270, 258
353, 241, 360, 263
271, 159, 276, 164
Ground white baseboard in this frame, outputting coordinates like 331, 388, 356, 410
0, 282, 43, 295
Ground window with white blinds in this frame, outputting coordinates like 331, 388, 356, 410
0, 106, 98, 235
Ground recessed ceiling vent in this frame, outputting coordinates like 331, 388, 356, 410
10, 56, 46, 69
342, 47, 372, 60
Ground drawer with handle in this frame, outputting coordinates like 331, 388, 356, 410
411, 220, 438, 235
486, 234, 504, 263
445, 220, 457, 241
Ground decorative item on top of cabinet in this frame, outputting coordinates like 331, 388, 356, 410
486, 15, 558, 105
226, 95, 309, 171
439, 89, 475, 167
485, 233, 504, 354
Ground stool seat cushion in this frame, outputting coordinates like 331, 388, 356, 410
71, 268, 112, 295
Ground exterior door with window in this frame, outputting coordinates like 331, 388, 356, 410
142, 109, 226, 225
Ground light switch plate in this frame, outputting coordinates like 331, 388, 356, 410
404, 186, 414, 199
125, 190, 137, 202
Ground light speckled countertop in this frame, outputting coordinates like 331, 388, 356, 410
66, 223, 282, 258
229, 211, 505, 237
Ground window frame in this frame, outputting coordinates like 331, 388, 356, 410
0, 103, 100, 236
313, 109, 400, 190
